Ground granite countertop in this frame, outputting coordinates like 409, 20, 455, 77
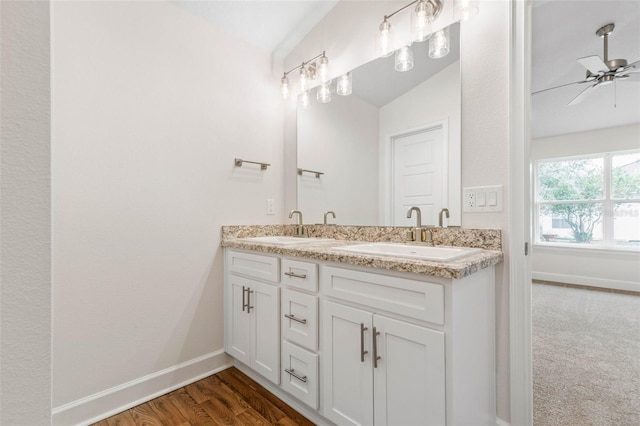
221, 230, 503, 280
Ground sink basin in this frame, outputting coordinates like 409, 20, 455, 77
332, 243, 482, 261
237, 236, 335, 246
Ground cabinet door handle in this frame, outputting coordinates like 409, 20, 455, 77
360, 323, 368, 362
372, 326, 381, 368
247, 289, 254, 313
241, 286, 247, 312
284, 368, 308, 383
284, 314, 307, 324
284, 271, 307, 279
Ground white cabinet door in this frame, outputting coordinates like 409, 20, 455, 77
322, 301, 374, 426
373, 315, 445, 426
226, 275, 252, 365
251, 280, 280, 384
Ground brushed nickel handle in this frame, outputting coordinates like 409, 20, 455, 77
247, 289, 254, 313
284, 314, 307, 324
242, 286, 247, 312
372, 327, 381, 368
284, 271, 307, 279
284, 368, 307, 383
360, 323, 368, 362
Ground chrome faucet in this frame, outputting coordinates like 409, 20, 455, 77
438, 208, 450, 227
324, 210, 336, 225
288, 210, 307, 237
406, 207, 433, 245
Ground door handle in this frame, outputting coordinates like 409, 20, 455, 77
242, 286, 247, 312
247, 289, 254, 313
360, 323, 368, 362
372, 326, 381, 368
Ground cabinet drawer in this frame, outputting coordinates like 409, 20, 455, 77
281, 258, 318, 292
227, 250, 279, 283
281, 340, 319, 410
321, 266, 444, 325
282, 288, 318, 351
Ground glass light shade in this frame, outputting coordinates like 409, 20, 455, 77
453, 0, 479, 21
377, 20, 394, 57
395, 45, 414, 72
412, 0, 434, 42
298, 90, 310, 109
318, 55, 330, 83
429, 27, 450, 59
316, 82, 331, 103
281, 75, 289, 100
336, 73, 352, 96
299, 65, 309, 92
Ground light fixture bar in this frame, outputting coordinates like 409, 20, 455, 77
283, 51, 326, 77
382, 0, 442, 23
384, 0, 420, 21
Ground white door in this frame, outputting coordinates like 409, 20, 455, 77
251, 281, 280, 384
392, 126, 445, 226
373, 315, 446, 426
322, 301, 374, 426
226, 275, 252, 365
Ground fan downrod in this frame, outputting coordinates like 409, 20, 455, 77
596, 23, 628, 70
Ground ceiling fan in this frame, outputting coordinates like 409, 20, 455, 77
534, 23, 640, 106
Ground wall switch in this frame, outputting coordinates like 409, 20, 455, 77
266, 198, 275, 215
463, 185, 503, 212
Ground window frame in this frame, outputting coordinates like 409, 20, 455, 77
534, 149, 640, 251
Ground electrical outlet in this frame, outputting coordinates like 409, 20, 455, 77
266, 198, 275, 215
465, 190, 476, 209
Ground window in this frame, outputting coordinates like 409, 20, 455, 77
535, 150, 640, 249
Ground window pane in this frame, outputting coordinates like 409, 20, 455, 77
614, 202, 640, 247
612, 152, 640, 199
538, 203, 603, 243
538, 158, 603, 201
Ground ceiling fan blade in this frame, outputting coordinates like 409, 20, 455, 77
568, 82, 600, 106
577, 55, 608, 74
532, 80, 587, 95
616, 59, 640, 75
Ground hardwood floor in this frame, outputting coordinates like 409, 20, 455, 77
93, 367, 315, 426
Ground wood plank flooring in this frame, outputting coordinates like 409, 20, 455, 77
92, 367, 315, 426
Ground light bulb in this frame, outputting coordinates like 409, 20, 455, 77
413, 0, 434, 42
429, 27, 450, 59
317, 82, 331, 103
318, 55, 330, 83
336, 73, 352, 96
281, 75, 289, 100
377, 19, 393, 57
298, 90, 310, 109
299, 65, 309, 92
453, 0, 479, 21
395, 45, 414, 72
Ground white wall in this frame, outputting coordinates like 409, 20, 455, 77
298, 94, 379, 225
0, 1, 52, 424
285, 0, 512, 421
531, 124, 640, 291
379, 60, 461, 226
52, 1, 283, 423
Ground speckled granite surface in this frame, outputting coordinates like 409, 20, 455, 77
221, 225, 503, 280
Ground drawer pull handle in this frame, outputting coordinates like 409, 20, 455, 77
284, 314, 307, 324
284, 368, 307, 383
372, 327, 381, 368
360, 323, 368, 362
284, 271, 307, 279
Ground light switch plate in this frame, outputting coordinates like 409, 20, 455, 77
266, 198, 275, 215
463, 186, 503, 212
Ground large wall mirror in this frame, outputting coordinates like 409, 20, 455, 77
297, 22, 461, 227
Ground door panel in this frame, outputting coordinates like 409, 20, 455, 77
227, 276, 251, 365
252, 281, 280, 384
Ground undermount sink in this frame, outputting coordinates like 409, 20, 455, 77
332, 243, 482, 261
237, 236, 335, 245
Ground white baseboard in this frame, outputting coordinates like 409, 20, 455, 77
496, 418, 511, 426
533, 272, 640, 293
52, 349, 232, 426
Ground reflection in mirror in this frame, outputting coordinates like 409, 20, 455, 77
297, 23, 461, 227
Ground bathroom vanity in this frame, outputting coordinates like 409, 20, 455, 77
222, 225, 502, 426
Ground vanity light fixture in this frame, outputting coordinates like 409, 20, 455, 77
336, 72, 352, 96
412, 0, 435, 42
317, 81, 332, 103
280, 51, 332, 106
395, 44, 415, 72
429, 26, 450, 58
281, 75, 290, 99
453, 0, 479, 21
377, 0, 443, 57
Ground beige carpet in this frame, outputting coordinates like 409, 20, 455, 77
533, 283, 640, 426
